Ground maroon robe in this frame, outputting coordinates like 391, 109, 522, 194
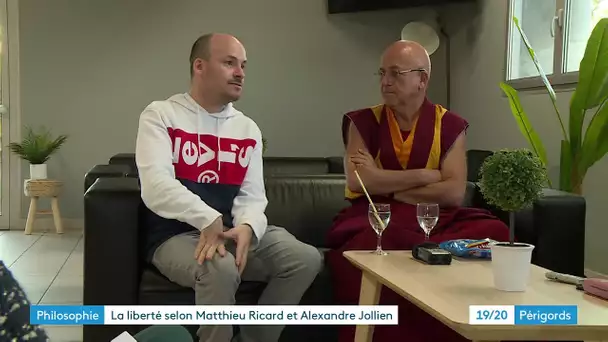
326, 99, 512, 342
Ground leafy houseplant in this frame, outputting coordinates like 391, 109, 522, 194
500, 17, 608, 195
479, 149, 547, 291
262, 137, 268, 154
478, 148, 547, 244
478, 149, 547, 292
8, 126, 68, 179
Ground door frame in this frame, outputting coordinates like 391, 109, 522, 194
0, 0, 22, 230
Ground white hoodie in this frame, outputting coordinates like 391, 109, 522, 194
135, 92, 268, 250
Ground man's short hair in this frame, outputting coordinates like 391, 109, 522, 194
189, 33, 214, 77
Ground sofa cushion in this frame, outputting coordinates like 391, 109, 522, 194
466, 149, 493, 182
264, 175, 348, 247
263, 157, 330, 175
463, 182, 476, 207
326, 157, 344, 173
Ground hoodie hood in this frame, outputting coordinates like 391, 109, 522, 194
167, 92, 243, 171
168, 92, 241, 119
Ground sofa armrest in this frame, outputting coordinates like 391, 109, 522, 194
109, 153, 138, 177
84, 164, 132, 192
471, 184, 586, 277
83, 177, 142, 307
532, 190, 586, 277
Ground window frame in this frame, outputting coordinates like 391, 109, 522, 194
504, 0, 583, 91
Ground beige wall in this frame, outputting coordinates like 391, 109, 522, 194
443, 0, 607, 274
16, 1, 447, 220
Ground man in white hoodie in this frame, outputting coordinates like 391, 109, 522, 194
135, 33, 323, 342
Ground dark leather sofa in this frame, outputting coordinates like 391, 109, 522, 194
83, 152, 586, 342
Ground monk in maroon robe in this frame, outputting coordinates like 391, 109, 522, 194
326, 41, 511, 342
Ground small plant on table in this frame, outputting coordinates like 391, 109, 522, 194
478, 148, 548, 291
8, 126, 68, 179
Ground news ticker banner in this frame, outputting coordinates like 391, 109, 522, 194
30, 305, 398, 326
29, 305, 578, 326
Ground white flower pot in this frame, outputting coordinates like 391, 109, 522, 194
30, 163, 47, 179
491, 242, 535, 292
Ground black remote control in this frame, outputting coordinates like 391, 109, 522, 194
412, 242, 452, 265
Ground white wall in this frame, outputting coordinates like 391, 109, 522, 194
444, 0, 607, 274
16, 0, 447, 220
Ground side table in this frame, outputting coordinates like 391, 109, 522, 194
24, 179, 64, 235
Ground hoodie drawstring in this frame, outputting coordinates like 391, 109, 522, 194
197, 107, 201, 168
188, 92, 230, 174
197, 104, 222, 172
217, 118, 221, 171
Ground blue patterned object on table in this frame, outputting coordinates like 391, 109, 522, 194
439, 239, 496, 259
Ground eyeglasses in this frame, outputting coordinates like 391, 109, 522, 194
375, 68, 426, 80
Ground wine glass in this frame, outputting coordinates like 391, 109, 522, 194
417, 203, 439, 241
368, 203, 391, 255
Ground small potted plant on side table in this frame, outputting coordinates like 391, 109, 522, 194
8, 126, 68, 179
478, 148, 547, 292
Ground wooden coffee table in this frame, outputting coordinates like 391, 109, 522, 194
344, 250, 608, 342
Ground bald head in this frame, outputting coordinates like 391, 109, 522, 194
381, 40, 431, 76
379, 40, 431, 110
189, 33, 245, 77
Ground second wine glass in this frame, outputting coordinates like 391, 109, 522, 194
417, 203, 439, 241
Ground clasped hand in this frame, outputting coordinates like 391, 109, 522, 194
350, 148, 377, 169
194, 217, 252, 274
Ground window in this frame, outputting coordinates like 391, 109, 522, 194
506, 0, 608, 89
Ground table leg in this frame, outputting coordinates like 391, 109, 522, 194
24, 197, 38, 235
51, 197, 63, 234
354, 271, 382, 342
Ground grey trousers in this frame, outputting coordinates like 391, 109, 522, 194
151, 225, 323, 342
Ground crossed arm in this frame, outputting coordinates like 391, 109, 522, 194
345, 121, 442, 195
393, 133, 468, 208
345, 120, 468, 208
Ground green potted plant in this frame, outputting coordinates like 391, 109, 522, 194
8, 126, 68, 179
500, 17, 608, 195
478, 148, 547, 292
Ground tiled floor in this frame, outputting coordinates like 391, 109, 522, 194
1, 229, 84, 342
